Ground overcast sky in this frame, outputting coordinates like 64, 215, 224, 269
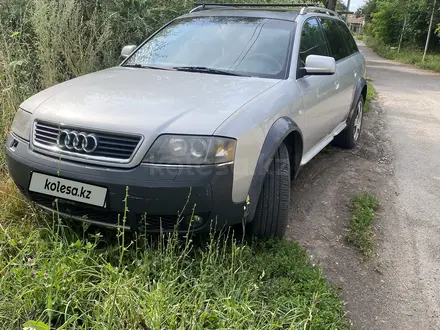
342, 0, 365, 11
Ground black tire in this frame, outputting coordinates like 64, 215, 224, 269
335, 95, 365, 149
249, 143, 290, 238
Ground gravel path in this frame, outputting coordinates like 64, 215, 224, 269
286, 41, 440, 329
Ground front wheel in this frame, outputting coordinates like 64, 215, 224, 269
335, 95, 364, 149
249, 143, 290, 238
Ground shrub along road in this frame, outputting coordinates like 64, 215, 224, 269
287, 41, 440, 329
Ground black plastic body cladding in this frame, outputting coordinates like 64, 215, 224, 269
5, 134, 245, 232
245, 117, 302, 222
347, 77, 367, 122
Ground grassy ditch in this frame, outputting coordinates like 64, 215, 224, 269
0, 177, 349, 329
364, 81, 377, 114
348, 193, 380, 259
365, 35, 440, 73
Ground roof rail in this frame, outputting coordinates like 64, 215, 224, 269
299, 6, 340, 18
190, 2, 318, 13
190, 5, 232, 13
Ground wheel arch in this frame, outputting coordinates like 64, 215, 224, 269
244, 116, 303, 222
348, 77, 367, 122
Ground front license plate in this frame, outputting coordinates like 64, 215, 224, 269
29, 172, 107, 207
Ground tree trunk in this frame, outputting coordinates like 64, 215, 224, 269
327, 0, 337, 11
423, 0, 437, 62
398, 14, 408, 53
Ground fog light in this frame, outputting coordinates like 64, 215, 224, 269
184, 215, 204, 227
10, 139, 18, 149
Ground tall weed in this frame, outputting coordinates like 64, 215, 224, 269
365, 34, 440, 72
0, 215, 349, 329
0, 0, 192, 171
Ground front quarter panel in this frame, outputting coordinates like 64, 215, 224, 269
215, 79, 305, 203
347, 76, 367, 122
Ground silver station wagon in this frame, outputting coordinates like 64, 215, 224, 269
6, 4, 366, 238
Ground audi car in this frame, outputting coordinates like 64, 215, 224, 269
5, 4, 366, 237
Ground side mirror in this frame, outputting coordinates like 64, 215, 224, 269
120, 45, 137, 60
303, 55, 336, 75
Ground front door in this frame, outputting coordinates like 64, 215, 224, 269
296, 17, 341, 153
319, 17, 359, 123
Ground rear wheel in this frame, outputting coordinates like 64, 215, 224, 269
335, 95, 364, 149
249, 143, 290, 238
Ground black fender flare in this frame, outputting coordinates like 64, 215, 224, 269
347, 77, 367, 123
244, 117, 302, 222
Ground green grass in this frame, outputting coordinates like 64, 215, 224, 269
353, 33, 364, 41
364, 82, 377, 114
364, 35, 440, 73
0, 178, 349, 330
322, 146, 339, 155
348, 193, 380, 259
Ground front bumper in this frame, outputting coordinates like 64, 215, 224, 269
5, 134, 245, 232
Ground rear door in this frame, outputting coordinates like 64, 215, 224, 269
336, 20, 366, 79
319, 17, 358, 123
296, 17, 341, 153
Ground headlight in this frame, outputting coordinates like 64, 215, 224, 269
11, 108, 32, 141
143, 135, 236, 165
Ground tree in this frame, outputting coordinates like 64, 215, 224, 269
336, 0, 347, 11
326, 0, 337, 10
423, 0, 438, 61
357, 0, 377, 22
366, 0, 440, 51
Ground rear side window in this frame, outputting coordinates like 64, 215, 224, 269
335, 20, 359, 54
299, 18, 328, 65
319, 18, 349, 61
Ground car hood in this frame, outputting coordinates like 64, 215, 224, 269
23, 67, 279, 136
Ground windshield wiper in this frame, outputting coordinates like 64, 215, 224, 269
173, 66, 243, 77
122, 64, 172, 71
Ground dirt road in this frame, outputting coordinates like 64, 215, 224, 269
286, 41, 440, 329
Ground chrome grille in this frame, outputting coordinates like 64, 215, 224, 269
33, 121, 142, 163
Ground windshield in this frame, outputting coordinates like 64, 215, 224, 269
123, 16, 295, 79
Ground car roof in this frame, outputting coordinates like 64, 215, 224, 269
180, 8, 300, 21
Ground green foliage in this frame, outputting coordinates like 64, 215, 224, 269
364, 82, 377, 113
336, 0, 347, 11
0, 212, 349, 329
23, 320, 50, 330
348, 193, 380, 258
365, 34, 440, 72
370, 0, 403, 45
360, 0, 440, 50
355, 0, 376, 20
0, 173, 348, 328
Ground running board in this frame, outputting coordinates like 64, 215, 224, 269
300, 122, 347, 166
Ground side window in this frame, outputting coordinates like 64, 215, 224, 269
319, 18, 349, 61
335, 20, 359, 55
299, 18, 328, 66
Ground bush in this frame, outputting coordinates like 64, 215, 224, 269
365, 35, 440, 73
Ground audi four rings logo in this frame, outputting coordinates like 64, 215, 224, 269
57, 130, 98, 153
